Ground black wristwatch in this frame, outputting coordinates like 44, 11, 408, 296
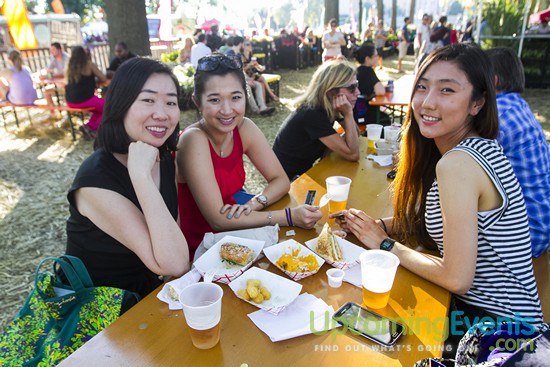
255, 194, 268, 208
380, 238, 396, 251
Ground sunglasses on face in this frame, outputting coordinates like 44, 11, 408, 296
338, 82, 358, 93
197, 55, 243, 72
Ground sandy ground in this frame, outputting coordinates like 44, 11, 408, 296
1, 54, 548, 333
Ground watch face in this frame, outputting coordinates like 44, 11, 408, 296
380, 238, 395, 251
257, 195, 268, 205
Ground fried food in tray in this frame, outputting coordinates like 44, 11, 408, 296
315, 223, 343, 262
276, 248, 319, 273
220, 242, 255, 266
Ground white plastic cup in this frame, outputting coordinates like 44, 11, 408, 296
366, 124, 383, 142
179, 282, 223, 349
327, 268, 345, 288
383, 125, 401, 143
325, 176, 352, 213
359, 250, 400, 309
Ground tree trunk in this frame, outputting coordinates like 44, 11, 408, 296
409, 0, 416, 21
104, 0, 151, 57
391, 0, 397, 30
376, 0, 384, 23
324, 0, 339, 26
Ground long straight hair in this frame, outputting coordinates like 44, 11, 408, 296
391, 43, 499, 249
8, 50, 23, 71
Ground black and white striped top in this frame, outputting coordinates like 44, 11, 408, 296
425, 138, 543, 326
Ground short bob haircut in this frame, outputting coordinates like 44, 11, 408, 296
295, 58, 357, 123
95, 58, 181, 154
485, 47, 525, 93
192, 53, 247, 108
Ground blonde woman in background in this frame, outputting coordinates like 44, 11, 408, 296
179, 36, 194, 65
0, 49, 37, 105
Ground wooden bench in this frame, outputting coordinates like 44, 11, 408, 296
263, 73, 281, 102
0, 100, 93, 140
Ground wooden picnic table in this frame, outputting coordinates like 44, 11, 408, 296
369, 74, 415, 125
59, 137, 451, 367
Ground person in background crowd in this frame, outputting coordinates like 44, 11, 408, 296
39, 42, 69, 117
66, 58, 190, 298
106, 42, 137, 78
322, 18, 345, 62
417, 14, 435, 70
374, 20, 388, 69
206, 24, 224, 52
448, 23, 458, 44
179, 36, 194, 65
176, 54, 321, 258
273, 59, 360, 180
353, 43, 390, 125
65, 46, 107, 139
397, 17, 411, 73
484, 47, 550, 306
332, 44, 543, 352
190, 33, 212, 68
242, 39, 279, 102
0, 49, 37, 105
415, 14, 430, 61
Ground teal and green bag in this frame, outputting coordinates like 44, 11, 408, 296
0, 255, 140, 366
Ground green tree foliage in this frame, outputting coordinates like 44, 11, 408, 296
483, 0, 526, 47
24, 0, 39, 13
45, 0, 105, 18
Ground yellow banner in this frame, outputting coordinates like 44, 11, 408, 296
1, 0, 37, 49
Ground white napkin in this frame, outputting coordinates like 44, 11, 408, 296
342, 264, 362, 288
193, 225, 280, 262
157, 267, 202, 310
367, 154, 393, 166
248, 293, 337, 342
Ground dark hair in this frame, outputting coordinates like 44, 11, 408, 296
196, 33, 206, 43
51, 42, 62, 50
66, 46, 88, 83
232, 36, 244, 47
95, 58, 181, 154
354, 42, 376, 64
193, 54, 247, 106
329, 18, 337, 26
115, 41, 128, 50
392, 43, 498, 249
439, 16, 447, 24
404, 17, 410, 22
485, 47, 524, 93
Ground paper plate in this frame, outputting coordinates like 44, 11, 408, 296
263, 239, 324, 281
193, 235, 265, 284
305, 235, 365, 270
228, 267, 302, 315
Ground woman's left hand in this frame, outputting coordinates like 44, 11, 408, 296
220, 203, 253, 219
332, 94, 353, 116
329, 209, 386, 249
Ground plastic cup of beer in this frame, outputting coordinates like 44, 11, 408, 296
325, 176, 352, 214
360, 250, 400, 309
179, 282, 223, 349
383, 125, 401, 143
366, 124, 383, 154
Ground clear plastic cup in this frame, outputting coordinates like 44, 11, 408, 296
366, 124, 383, 154
179, 282, 223, 349
360, 250, 400, 309
325, 176, 352, 214
383, 125, 401, 143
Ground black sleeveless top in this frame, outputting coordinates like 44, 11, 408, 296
65, 148, 178, 297
65, 74, 96, 103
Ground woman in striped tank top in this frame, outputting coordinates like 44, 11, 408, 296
331, 44, 543, 343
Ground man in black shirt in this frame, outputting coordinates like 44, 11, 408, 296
106, 42, 137, 78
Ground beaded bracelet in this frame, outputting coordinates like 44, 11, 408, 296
267, 211, 273, 225
285, 208, 294, 226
